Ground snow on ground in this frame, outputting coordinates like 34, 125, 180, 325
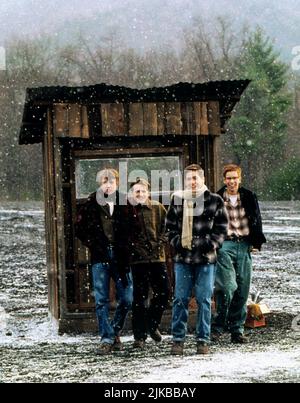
136, 344, 300, 383
0, 201, 299, 383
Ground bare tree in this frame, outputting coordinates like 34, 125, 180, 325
181, 16, 249, 82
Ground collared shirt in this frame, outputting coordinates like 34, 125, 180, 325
224, 191, 250, 238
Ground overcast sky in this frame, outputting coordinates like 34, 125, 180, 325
0, 0, 299, 60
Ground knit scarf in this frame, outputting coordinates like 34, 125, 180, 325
174, 186, 208, 250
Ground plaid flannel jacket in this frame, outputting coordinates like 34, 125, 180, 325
166, 190, 229, 265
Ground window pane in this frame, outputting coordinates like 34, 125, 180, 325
75, 156, 181, 201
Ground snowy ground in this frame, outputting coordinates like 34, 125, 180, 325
0, 201, 299, 383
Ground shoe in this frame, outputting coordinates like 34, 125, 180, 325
133, 339, 146, 349
171, 341, 184, 356
231, 334, 248, 344
197, 341, 210, 355
149, 329, 162, 343
97, 343, 113, 355
112, 336, 123, 351
211, 331, 222, 343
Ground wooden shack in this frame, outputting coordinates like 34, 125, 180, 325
19, 81, 250, 333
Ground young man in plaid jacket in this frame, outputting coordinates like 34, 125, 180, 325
166, 164, 228, 355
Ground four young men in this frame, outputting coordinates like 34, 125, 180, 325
75, 163, 265, 355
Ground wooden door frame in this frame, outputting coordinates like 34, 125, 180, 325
62, 142, 189, 312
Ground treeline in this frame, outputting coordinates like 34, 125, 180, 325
0, 16, 299, 201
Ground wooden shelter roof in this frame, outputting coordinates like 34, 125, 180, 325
19, 80, 250, 145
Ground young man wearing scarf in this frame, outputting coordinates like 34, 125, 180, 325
166, 165, 228, 355
212, 164, 266, 344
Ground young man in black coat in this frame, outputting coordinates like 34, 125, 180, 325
212, 164, 266, 343
75, 169, 133, 355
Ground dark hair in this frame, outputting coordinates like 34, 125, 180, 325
185, 164, 204, 177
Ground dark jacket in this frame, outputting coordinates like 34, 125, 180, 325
217, 186, 266, 250
119, 200, 167, 265
75, 191, 127, 268
166, 190, 228, 265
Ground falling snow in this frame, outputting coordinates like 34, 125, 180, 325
0, 201, 299, 383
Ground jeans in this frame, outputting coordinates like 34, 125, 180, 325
213, 240, 252, 335
131, 263, 170, 341
92, 250, 133, 344
172, 262, 215, 343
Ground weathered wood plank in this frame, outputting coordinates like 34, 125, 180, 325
143, 103, 158, 136
207, 101, 221, 135
165, 102, 182, 135
68, 104, 82, 137
101, 104, 110, 137
44, 108, 60, 319
101, 103, 125, 137
81, 106, 89, 138
53, 134, 68, 313
194, 102, 201, 135
181, 102, 195, 135
213, 135, 222, 192
54, 104, 90, 138
87, 105, 102, 138
194, 102, 209, 135
156, 102, 165, 135
53, 104, 68, 136
129, 103, 144, 136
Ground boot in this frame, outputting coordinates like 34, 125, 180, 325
133, 339, 146, 349
149, 329, 162, 342
171, 341, 184, 356
197, 341, 210, 355
231, 333, 248, 344
97, 343, 113, 355
112, 336, 123, 351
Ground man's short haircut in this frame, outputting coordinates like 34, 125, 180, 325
130, 178, 151, 190
223, 164, 242, 179
96, 168, 119, 185
185, 164, 204, 177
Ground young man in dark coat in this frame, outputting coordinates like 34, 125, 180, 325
166, 164, 228, 355
212, 164, 266, 344
121, 179, 170, 349
75, 169, 133, 355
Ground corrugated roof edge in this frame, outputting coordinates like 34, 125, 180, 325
25, 79, 250, 102
19, 79, 251, 145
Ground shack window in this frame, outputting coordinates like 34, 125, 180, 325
75, 155, 182, 204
